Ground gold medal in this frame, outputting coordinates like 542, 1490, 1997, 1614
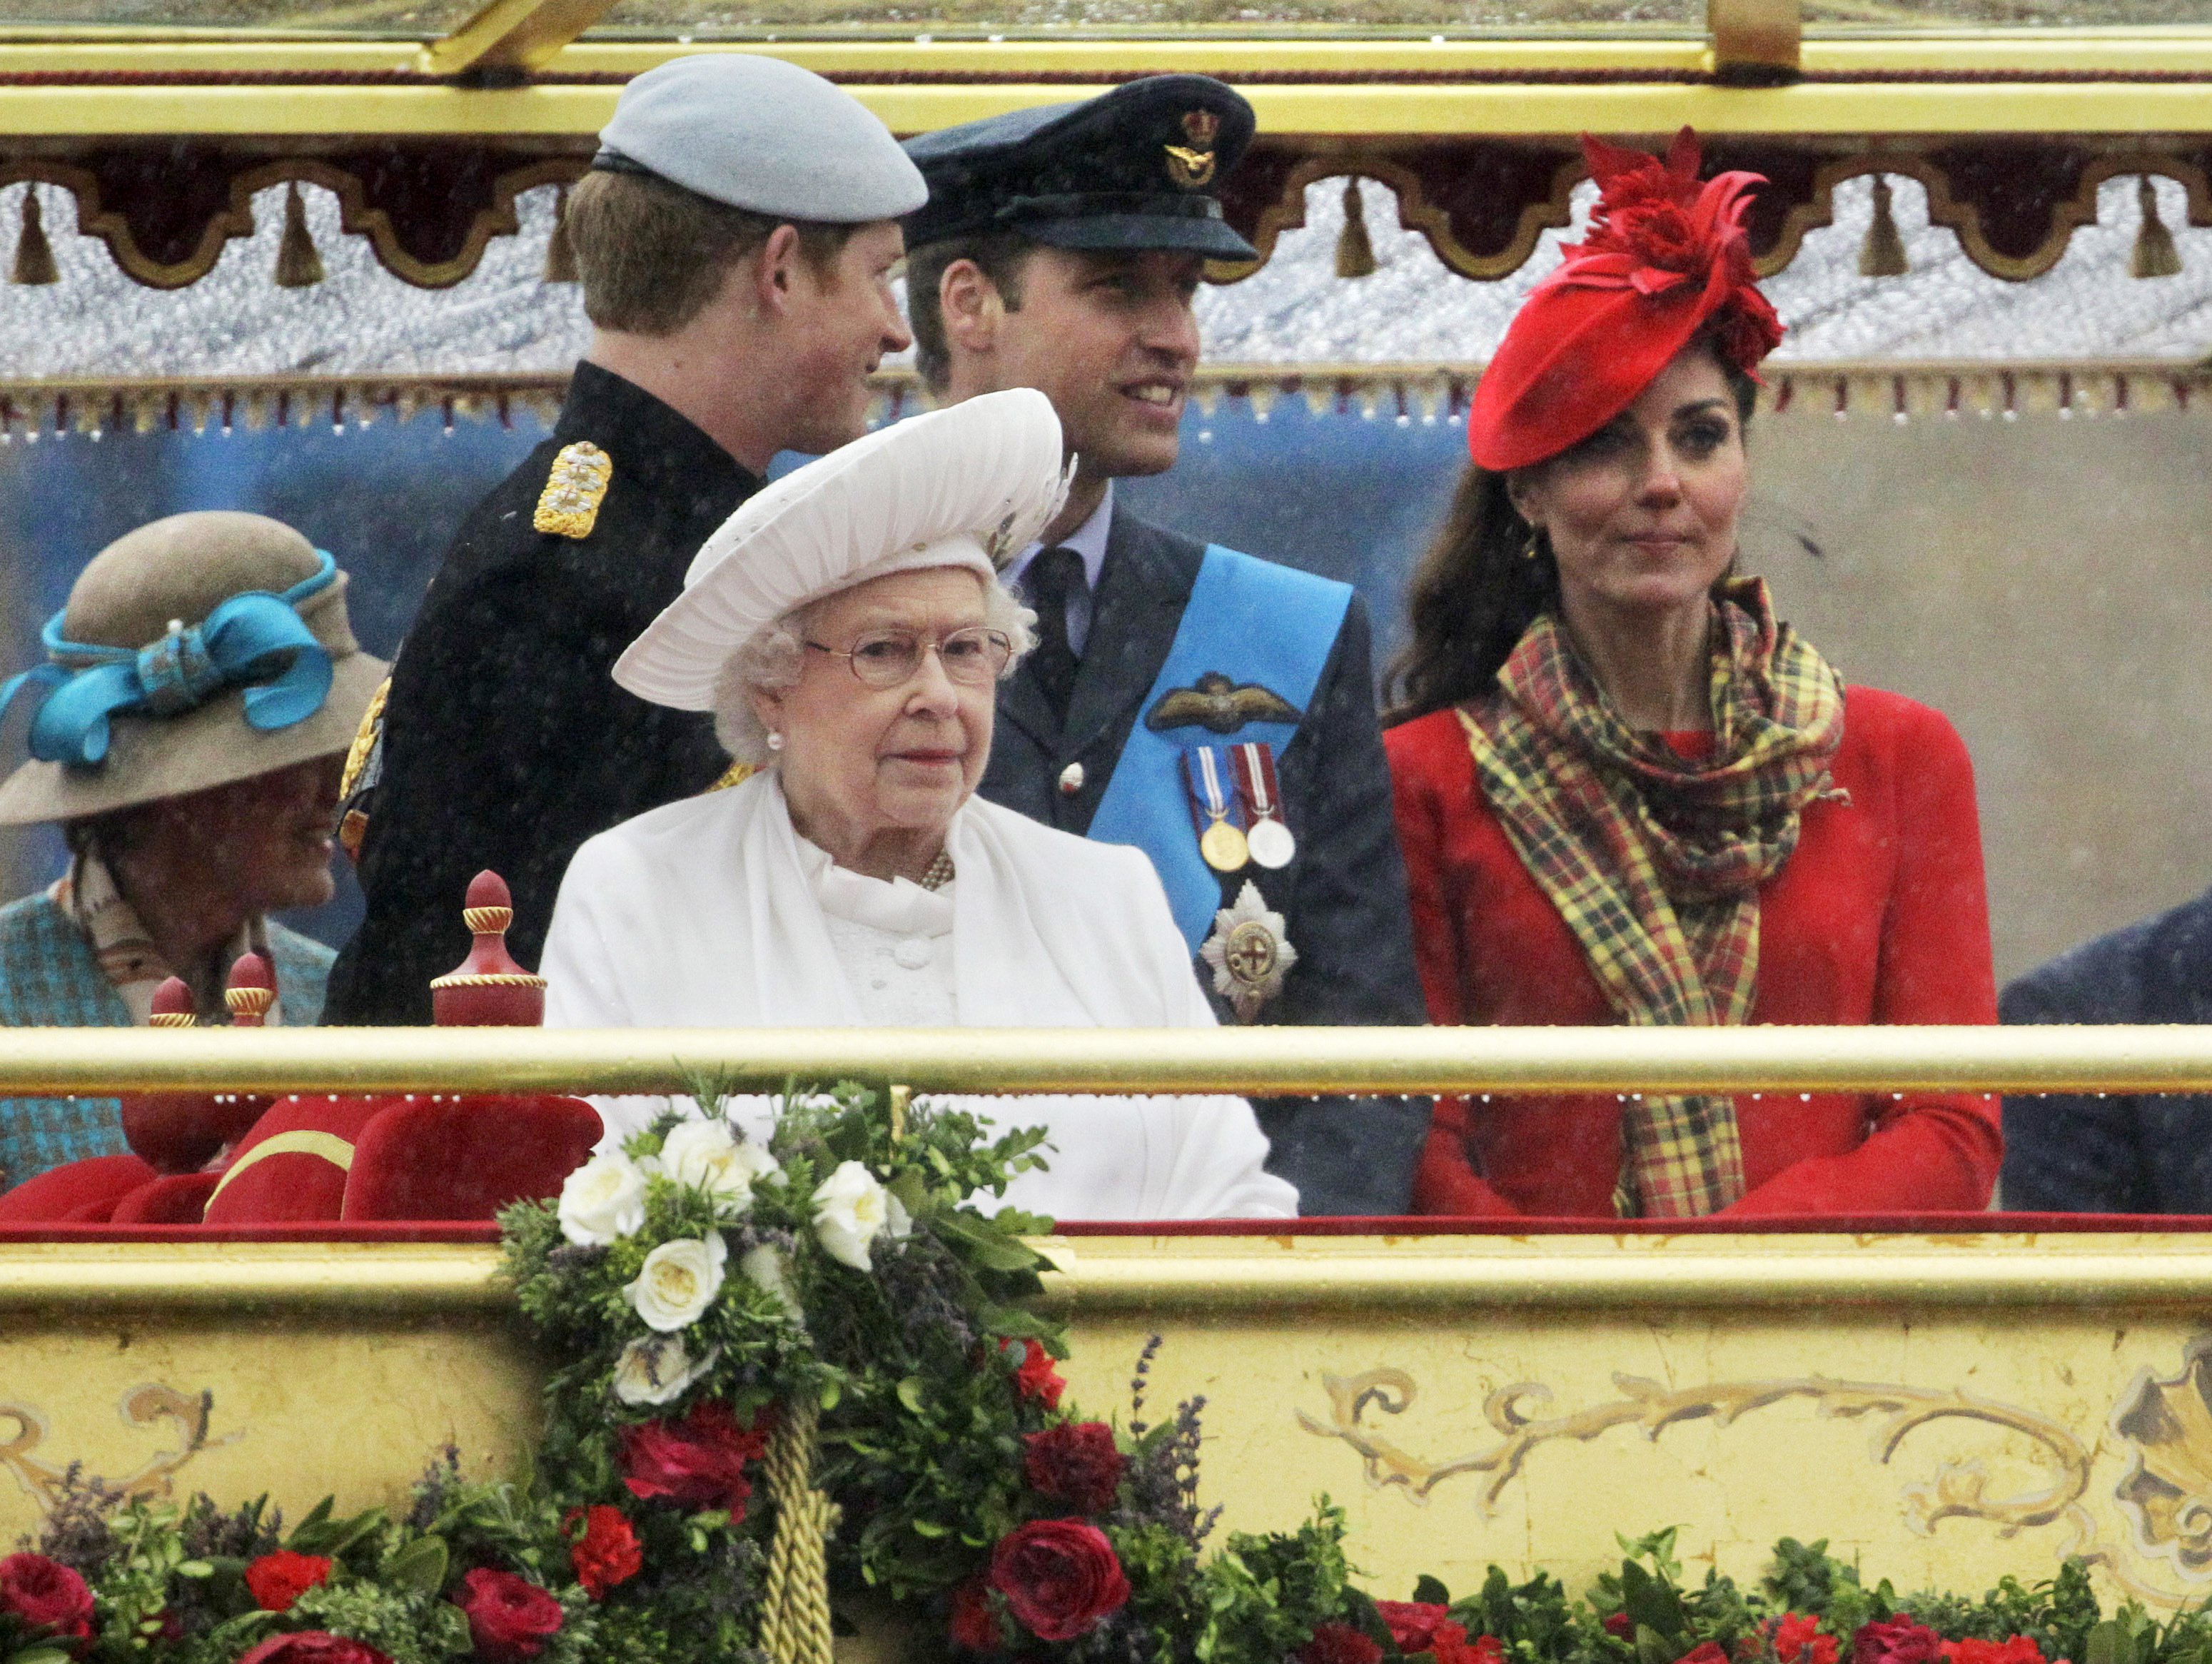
1200, 815, 1249, 873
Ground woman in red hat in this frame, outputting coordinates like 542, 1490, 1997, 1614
1384, 131, 1999, 1219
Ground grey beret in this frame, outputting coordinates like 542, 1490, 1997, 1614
596, 55, 926, 224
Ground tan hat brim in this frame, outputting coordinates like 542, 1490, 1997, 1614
0, 649, 388, 827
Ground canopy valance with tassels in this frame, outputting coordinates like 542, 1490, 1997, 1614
0, 134, 2203, 295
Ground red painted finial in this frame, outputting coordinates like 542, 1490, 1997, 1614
223, 952, 276, 1027
430, 867, 547, 1027
149, 976, 196, 1029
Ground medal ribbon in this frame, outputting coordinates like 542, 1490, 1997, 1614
1181, 746, 1242, 837
1231, 742, 1285, 830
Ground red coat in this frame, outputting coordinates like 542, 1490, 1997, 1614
1385, 687, 2001, 1218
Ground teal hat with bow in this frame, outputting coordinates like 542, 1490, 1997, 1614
0, 511, 386, 825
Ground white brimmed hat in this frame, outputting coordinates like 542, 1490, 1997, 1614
615, 388, 1069, 711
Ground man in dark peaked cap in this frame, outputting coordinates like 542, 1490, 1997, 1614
902, 75, 1430, 1217
326, 56, 925, 1024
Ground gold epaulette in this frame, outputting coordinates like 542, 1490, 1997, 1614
339, 676, 388, 801
535, 440, 613, 538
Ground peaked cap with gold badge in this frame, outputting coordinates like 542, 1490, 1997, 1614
902, 74, 1258, 259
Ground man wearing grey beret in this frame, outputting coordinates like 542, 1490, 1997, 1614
327, 56, 926, 1024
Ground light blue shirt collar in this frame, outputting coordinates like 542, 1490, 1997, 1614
1004, 483, 1113, 657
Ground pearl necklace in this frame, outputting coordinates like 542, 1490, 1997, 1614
920, 851, 956, 892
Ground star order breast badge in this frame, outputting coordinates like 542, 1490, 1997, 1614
1200, 880, 1298, 1024
534, 440, 613, 538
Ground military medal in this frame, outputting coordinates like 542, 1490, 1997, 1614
1231, 741, 1296, 869
1200, 881, 1298, 1023
1181, 747, 1248, 872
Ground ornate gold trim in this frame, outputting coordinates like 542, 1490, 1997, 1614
425, 972, 550, 990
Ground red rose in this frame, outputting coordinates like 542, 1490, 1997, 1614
1606, 1615, 1634, 1639
0, 1553, 94, 1641
1943, 1642, 2046, 1664
1000, 1340, 1066, 1411
454, 1568, 565, 1663
1376, 1601, 1453, 1655
1854, 1619, 1944, 1664
236, 1634, 393, 1664
1775, 1615, 1839, 1664
1300, 1623, 1386, 1664
987, 1519, 1130, 1642
1433, 1628, 1506, 1664
949, 1576, 1002, 1652
564, 1505, 642, 1600
620, 1400, 772, 1519
1023, 1423, 1126, 1514
245, 1549, 334, 1614
1678, 1645, 1730, 1664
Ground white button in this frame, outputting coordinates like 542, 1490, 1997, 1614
894, 937, 933, 969
1058, 762, 1085, 795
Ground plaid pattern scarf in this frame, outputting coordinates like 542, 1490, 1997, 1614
48, 852, 278, 1025
1460, 575, 1847, 1217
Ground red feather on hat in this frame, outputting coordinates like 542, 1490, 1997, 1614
1468, 128, 1784, 473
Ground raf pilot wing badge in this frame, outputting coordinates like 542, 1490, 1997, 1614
534, 440, 613, 538
1145, 670, 1302, 735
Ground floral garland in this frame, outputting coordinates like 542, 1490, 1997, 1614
0, 1087, 2196, 1664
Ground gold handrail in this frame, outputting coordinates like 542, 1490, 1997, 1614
0, 1024, 2208, 1098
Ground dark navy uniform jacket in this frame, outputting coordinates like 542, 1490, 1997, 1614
325, 365, 759, 1025
2001, 884, 2212, 1214
979, 507, 1430, 1216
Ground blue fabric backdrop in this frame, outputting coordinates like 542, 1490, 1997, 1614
0, 399, 1468, 952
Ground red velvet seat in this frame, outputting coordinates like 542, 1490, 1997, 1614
341, 1095, 600, 1221
0, 1153, 158, 1224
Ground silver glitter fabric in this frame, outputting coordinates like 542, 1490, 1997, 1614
0, 168, 2207, 381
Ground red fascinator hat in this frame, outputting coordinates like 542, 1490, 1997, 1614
1468, 128, 1785, 473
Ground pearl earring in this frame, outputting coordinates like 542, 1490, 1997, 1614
766, 731, 784, 752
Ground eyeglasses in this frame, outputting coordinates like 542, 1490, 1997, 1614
805, 626, 1014, 689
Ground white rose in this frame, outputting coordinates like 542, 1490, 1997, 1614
811, 1160, 894, 1272
739, 1243, 804, 1322
612, 1332, 720, 1406
558, 1152, 647, 1246
622, 1231, 729, 1331
657, 1120, 783, 1209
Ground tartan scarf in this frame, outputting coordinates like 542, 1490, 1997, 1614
1460, 575, 1847, 1217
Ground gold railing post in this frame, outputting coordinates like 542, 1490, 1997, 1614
1708, 0, 1802, 84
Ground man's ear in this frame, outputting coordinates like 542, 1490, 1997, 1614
751, 223, 805, 318
938, 258, 1004, 356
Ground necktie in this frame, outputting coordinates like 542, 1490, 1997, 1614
1024, 546, 1088, 725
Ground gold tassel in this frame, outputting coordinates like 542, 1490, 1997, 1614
273, 181, 325, 289
1335, 178, 1378, 280
1859, 176, 1909, 277
2131, 175, 2183, 279
11, 188, 57, 287
542, 183, 579, 283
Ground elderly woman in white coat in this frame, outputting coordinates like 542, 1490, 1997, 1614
540, 388, 1294, 1221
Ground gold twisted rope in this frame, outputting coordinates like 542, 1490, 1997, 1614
460, 905, 512, 934
760, 1396, 838, 1664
